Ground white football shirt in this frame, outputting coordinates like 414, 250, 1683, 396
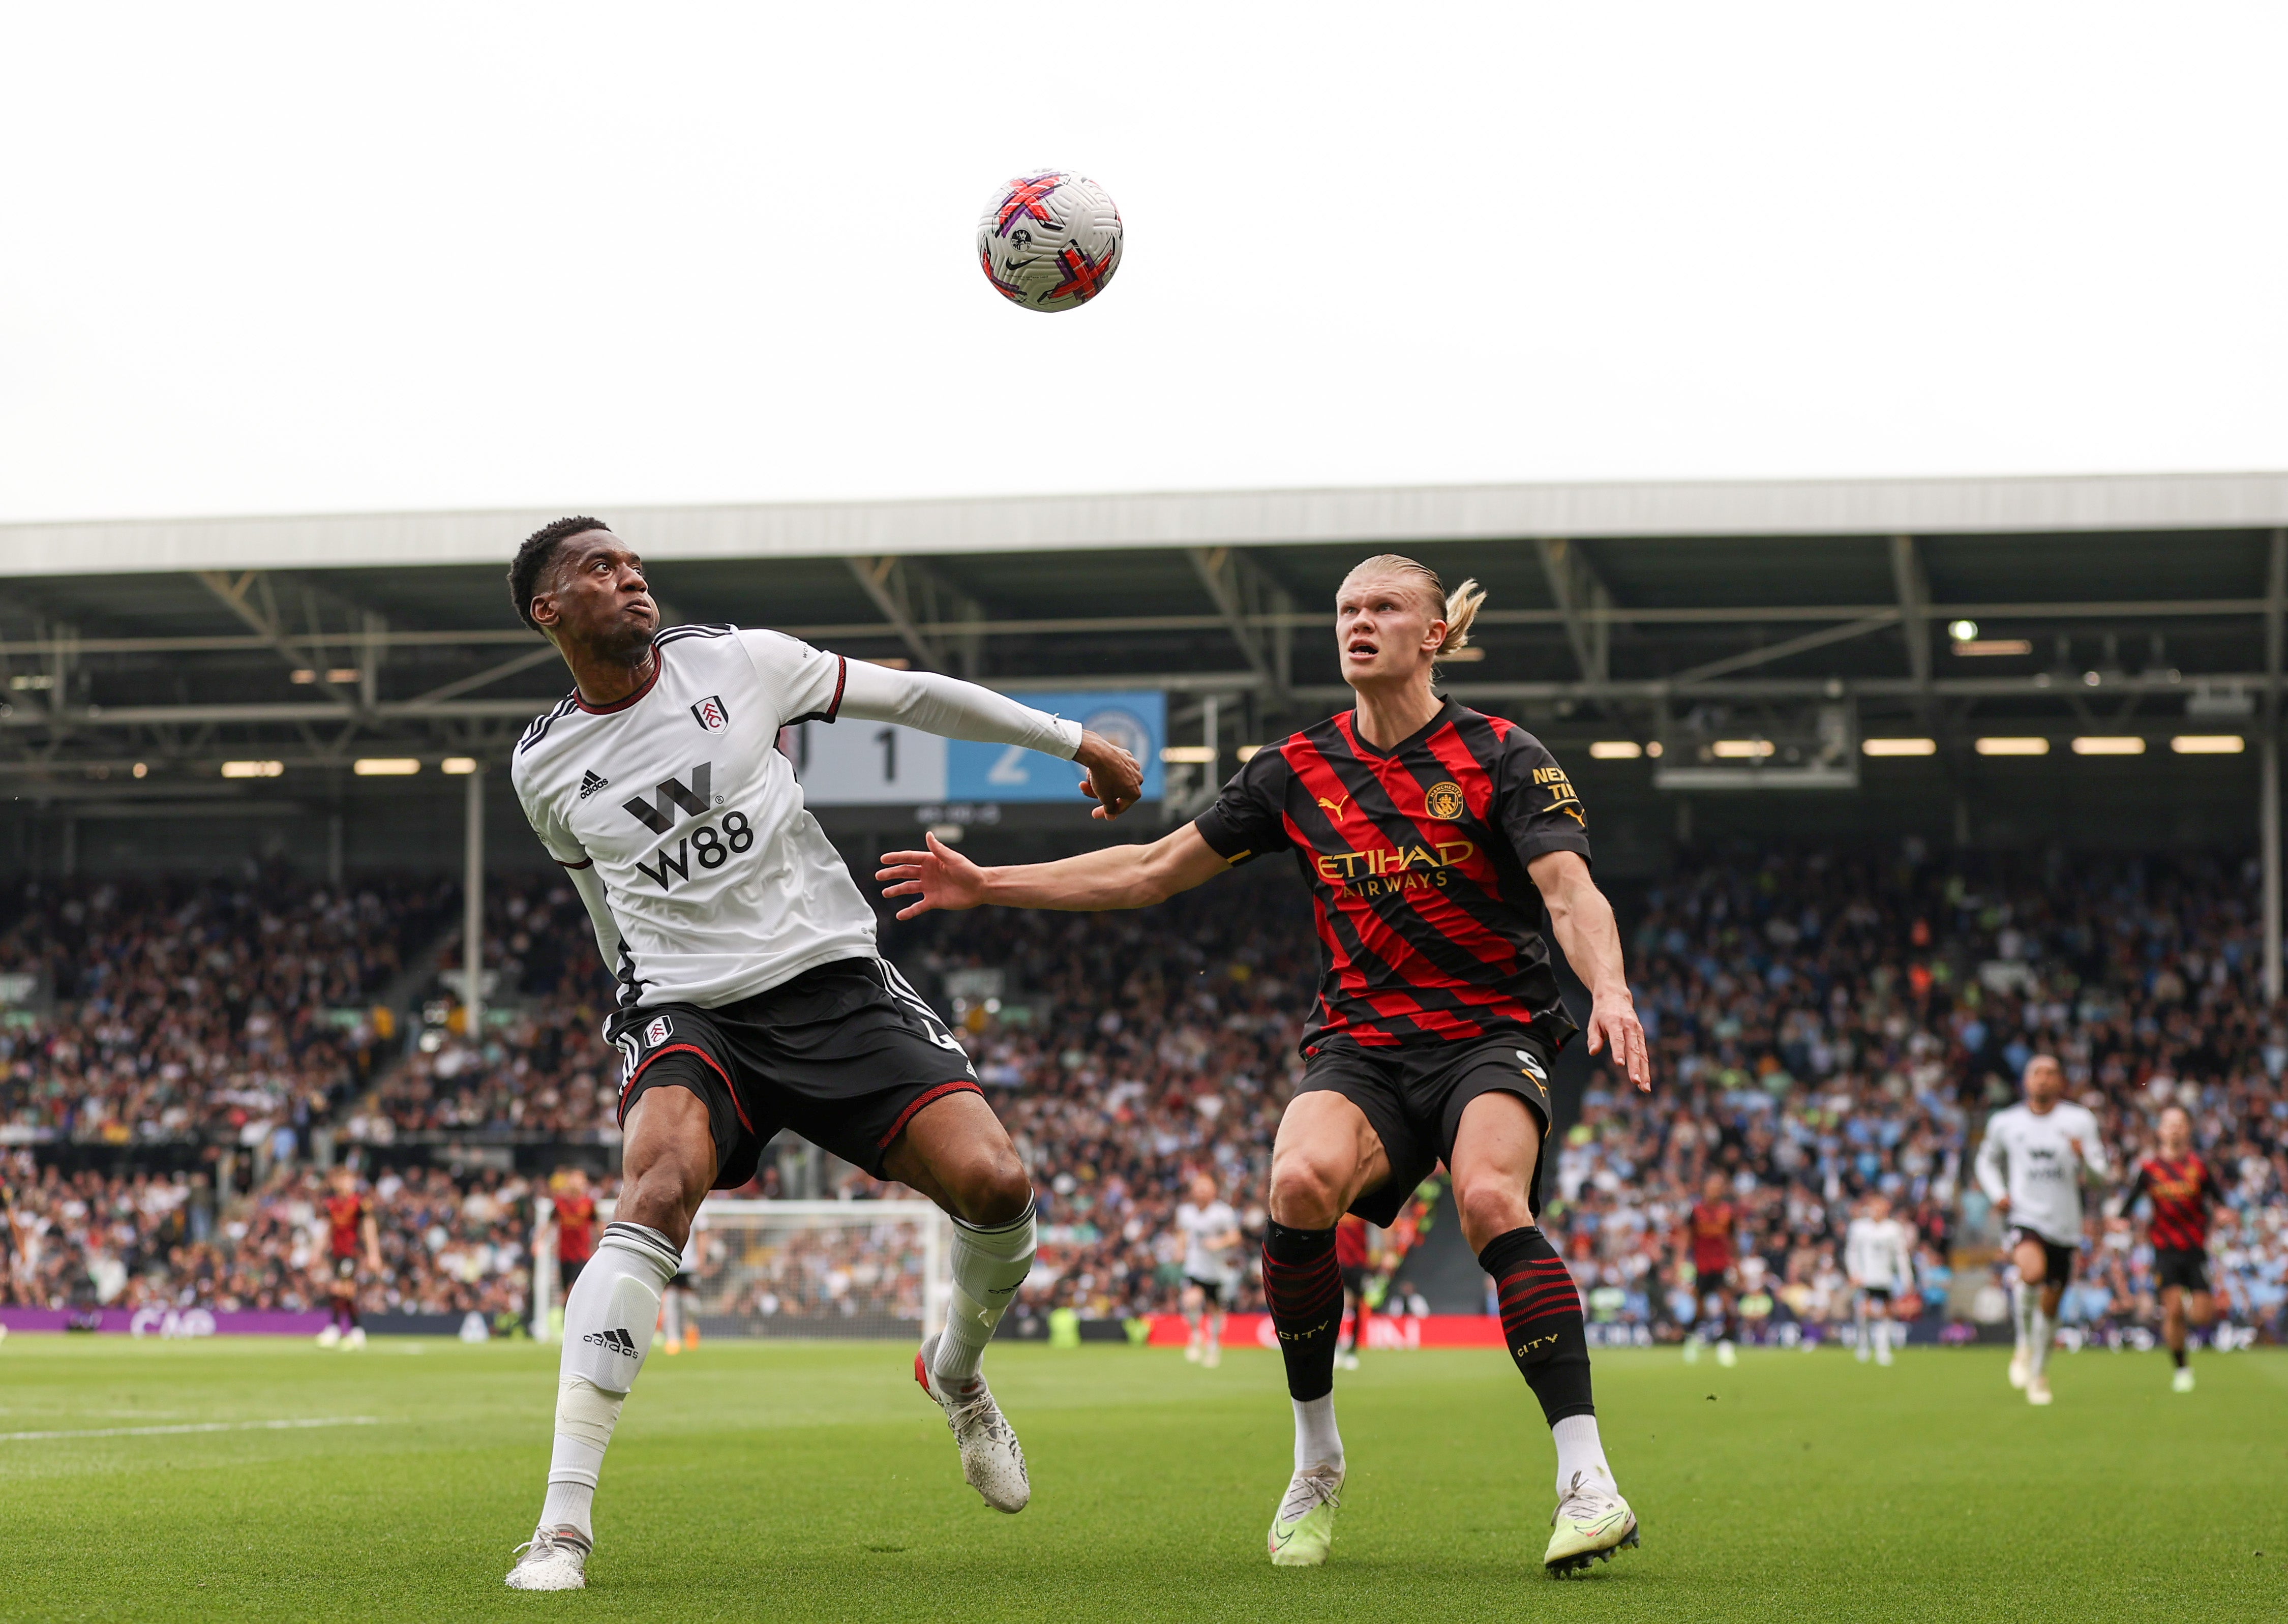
1175, 1199, 1240, 1283
1844, 1216, 1914, 1291
1973, 1101, 2110, 1247
512, 624, 1074, 1012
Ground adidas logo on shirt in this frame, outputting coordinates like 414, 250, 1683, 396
582, 1327, 641, 1357
578, 770, 611, 800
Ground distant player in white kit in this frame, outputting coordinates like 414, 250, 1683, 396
497, 518, 1143, 1590
1843, 1194, 1914, 1366
1973, 1054, 2109, 1406
1175, 1172, 1242, 1368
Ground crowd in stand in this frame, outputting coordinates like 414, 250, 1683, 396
1554, 848, 2288, 1341
0, 875, 453, 1147
3, 848, 2285, 1344
0, 1149, 543, 1320
346, 881, 618, 1141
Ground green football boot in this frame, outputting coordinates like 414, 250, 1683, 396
1544, 1471, 1639, 1577
1267, 1463, 1343, 1567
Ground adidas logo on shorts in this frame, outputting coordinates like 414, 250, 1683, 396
583, 1327, 641, 1357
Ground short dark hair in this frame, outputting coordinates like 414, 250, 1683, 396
508, 516, 610, 632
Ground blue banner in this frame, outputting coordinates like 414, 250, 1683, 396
945, 689, 1165, 803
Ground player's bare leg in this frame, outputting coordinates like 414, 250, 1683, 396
2161, 1283, 2211, 1392
1259, 1091, 1386, 1566
1449, 1092, 1637, 1576
508, 1087, 711, 1591
884, 1089, 1037, 1513
1335, 1281, 1364, 1370
2010, 1238, 2061, 1405
1181, 1279, 1208, 1363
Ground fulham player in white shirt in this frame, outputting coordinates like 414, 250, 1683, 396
1843, 1194, 1914, 1366
1973, 1055, 2109, 1406
499, 519, 1142, 1591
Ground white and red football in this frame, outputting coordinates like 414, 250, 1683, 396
975, 172, 1123, 313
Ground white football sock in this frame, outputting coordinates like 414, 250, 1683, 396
2011, 1281, 2033, 1353
1551, 1413, 1614, 1497
1853, 1297, 1869, 1353
1872, 1318, 1892, 1358
535, 1220, 679, 1542
934, 1197, 1036, 1388
2030, 1306, 2056, 1378
1292, 1394, 1343, 1474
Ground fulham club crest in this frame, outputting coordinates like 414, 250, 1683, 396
642, 1014, 674, 1049
690, 695, 731, 733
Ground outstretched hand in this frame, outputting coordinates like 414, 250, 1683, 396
1583, 986, 1652, 1093
876, 832, 989, 921
1074, 729, 1143, 821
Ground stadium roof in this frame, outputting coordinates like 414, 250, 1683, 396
6, 470, 2288, 577
4, 470, 2285, 795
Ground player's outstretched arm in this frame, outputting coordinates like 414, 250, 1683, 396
1973, 1128, 2009, 1213
877, 824, 1227, 919
837, 660, 1144, 819
1525, 849, 1650, 1093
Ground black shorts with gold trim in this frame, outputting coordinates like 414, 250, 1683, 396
1294, 1025, 1558, 1228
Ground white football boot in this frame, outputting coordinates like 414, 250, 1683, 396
343, 1326, 366, 1349
2172, 1365, 2195, 1394
504, 1527, 589, 1590
314, 1325, 341, 1348
915, 1333, 1030, 1513
1267, 1462, 1343, 1567
1545, 1470, 1640, 1577
2007, 1348, 2030, 1390
2026, 1373, 2054, 1406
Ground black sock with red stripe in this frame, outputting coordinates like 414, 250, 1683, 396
1261, 1220, 1344, 1402
1481, 1226, 1593, 1424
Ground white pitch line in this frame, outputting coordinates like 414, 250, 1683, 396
0, 1416, 379, 1442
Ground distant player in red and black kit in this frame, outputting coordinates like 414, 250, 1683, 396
318, 1165, 381, 1349
543, 1167, 600, 1301
1685, 1172, 1741, 1366
2122, 1105, 2225, 1392
1333, 1214, 1372, 1370
881, 554, 1651, 1575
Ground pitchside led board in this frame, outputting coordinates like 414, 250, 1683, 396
791, 689, 1166, 808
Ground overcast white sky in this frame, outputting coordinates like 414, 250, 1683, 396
1, 3, 2283, 523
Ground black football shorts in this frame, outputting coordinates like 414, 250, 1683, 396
2151, 1246, 2210, 1295
2007, 1227, 2078, 1287
612, 956, 982, 1189
1295, 1026, 1558, 1228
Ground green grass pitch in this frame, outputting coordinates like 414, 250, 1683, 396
0, 1335, 2281, 1622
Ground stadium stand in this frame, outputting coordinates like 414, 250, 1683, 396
0, 875, 454, 1147
0, 1151, 544, 1319
3, 849, 2284, 1344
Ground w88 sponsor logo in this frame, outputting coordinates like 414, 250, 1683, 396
619, 760, 755, 890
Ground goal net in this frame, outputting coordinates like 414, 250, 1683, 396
533, 1198, 951, 1342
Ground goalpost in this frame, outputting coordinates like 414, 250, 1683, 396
533, 1199, 951, 1343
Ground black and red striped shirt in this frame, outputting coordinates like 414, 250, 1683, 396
2128, 1154, 2223, 1252
1193, 698, 1589, 1051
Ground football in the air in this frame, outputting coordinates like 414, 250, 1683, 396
976, 172, 1123, 312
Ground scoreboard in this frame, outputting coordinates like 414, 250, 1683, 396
791, 688, 1165, 808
